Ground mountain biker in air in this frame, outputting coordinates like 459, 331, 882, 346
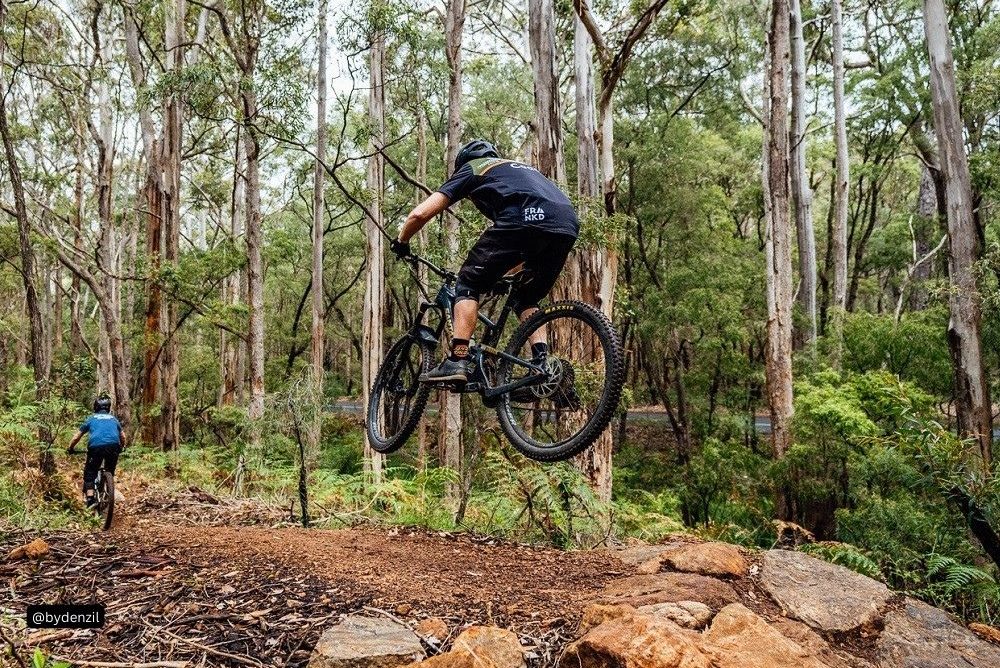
67, 395, 124, 506
392, 139, 579, 385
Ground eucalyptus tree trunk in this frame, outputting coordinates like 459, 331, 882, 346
570, 0, 669, 505
528, 0, 565, 182
220, 136, 245, 406
70, 122, 85, 356
125, 11, 164, 445
415, 104, 430, 467
789, 0, 816, 344
161, 0, 185, 451
574, 15, 598, 203
829, 0, 849, 365
441, 0, 466, 504
308, 0, 329, 492
239, 69, 265, 495
765, 0, 795, 489
568, 13, 613, 504
363, 26, 387, 483
95, 22, 119, 403
923, 0, 992, 466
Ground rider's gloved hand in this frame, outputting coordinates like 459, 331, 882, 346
390, 238, 411, 259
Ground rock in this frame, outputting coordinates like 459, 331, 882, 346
770, 618, 873, 668
877, 598, 1000, 668
638, 601, 713, 629
615, 542, 682, 567
410, 651, 499, 668
759, 549, 891, 633
578, 604, 637, 635
451, 626, 524, 668
598, 573, 738, 609
702, 604, 831, 668
636, 558, 664, 574
969, 622, 1000, 645
560, 609, 711, 668
664, 543, 748, 578
7, 538, 48, 561
414, 617, 449, 643
309, 615, 424, 668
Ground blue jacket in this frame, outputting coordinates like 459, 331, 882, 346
80, 413, 122, 448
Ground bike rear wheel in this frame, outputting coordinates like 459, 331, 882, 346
97, 472, 115, 530
496, 301, 625, 461
366, 335, 434, 453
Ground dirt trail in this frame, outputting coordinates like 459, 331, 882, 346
128, 521, 627, 617
2, 489, 632, 667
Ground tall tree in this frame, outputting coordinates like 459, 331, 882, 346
308, 0, 329, 498
570, 0, 671, 503
161, 0, 186, 451
789, 0, 816, 343
440, 0, 466, 505
923, 0, 993, 465
528, 0, 565, 182
124, 9, 164, 445
765, 0, 794, 509
829, 0, 849, 364
363, 15, 387, 482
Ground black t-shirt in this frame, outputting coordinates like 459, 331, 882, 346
437, 158, 579, 237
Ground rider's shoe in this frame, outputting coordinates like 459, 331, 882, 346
420, 357, 470, 384
84, 495, 96, 508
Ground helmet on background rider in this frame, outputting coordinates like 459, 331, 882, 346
93, 395, 112, 413
454, 139, 499, 172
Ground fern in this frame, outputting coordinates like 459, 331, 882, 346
802, 542, 884, 580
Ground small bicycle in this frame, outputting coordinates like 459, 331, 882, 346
366, 252, 625, 462
68, 450, 116, 530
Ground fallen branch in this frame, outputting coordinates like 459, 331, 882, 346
51, 660, 188, 668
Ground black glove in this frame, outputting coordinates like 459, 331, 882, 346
390, 239, 411, 259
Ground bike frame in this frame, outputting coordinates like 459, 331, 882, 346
402, 253, 548, 402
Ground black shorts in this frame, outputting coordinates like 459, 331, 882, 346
456, 227, 576, 314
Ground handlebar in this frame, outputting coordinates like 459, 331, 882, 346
403, 252, 458, 283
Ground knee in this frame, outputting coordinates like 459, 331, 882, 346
454, 281, 481, 305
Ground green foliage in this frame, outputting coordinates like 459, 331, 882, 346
32, 649, 71, 668
801, 542, 884, 580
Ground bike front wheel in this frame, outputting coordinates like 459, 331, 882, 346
366, 335, 434, 453
495, 301, 625, 461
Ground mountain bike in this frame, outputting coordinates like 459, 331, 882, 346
68, 450, 116, 530
366, 251, 625, 462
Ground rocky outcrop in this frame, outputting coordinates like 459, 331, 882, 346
407, 626, 525, 668
598, 573, 738, 609
702, 604, 830, 668
560, 605, 710, 668
561, 603, 832, 668
664, 543, 748, 578
309, 615, 424, 668
877, 598, 1000, 668
638, 601, 713, 629
760, 549, 891, 633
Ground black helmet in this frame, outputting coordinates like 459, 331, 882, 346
455, 139, 499, 172
94, 395, 112, 413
